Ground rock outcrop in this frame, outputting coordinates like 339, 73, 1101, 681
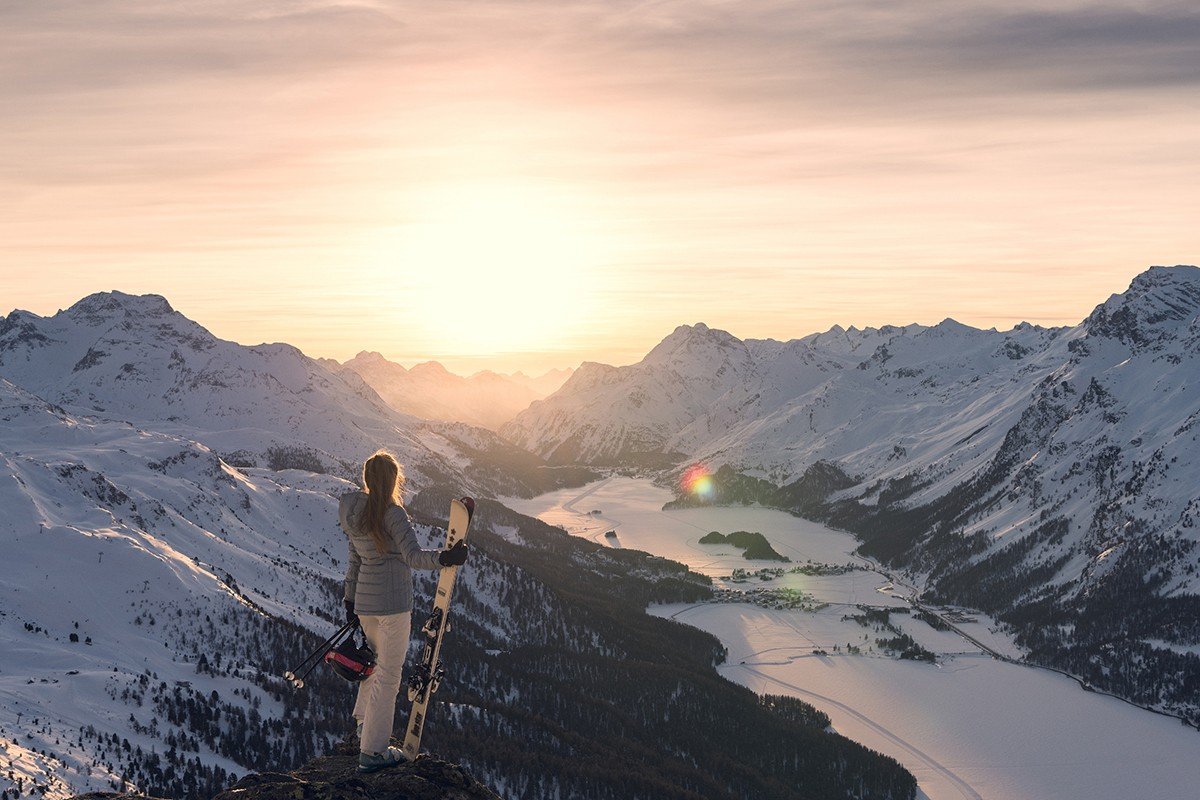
70, 741, 501, 800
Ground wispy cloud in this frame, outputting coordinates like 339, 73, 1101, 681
1, 1, 1196, 372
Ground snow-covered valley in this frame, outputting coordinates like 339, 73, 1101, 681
504, 266, 1200, 729
507, 477, 1200, 800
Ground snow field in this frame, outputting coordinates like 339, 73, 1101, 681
0, 389, 360, 798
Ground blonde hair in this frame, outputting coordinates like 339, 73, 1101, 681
362, 450, 405, 555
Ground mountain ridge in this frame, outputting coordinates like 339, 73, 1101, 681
0, 291, 576, 498
502, 265, 1200, 725
338, 351, 571, 431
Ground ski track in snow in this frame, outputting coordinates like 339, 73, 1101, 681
563, 478, 981, 799
732, 664, 983, 800
524, 478, 988, 799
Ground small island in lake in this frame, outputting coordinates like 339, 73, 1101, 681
699, 530, 790, 561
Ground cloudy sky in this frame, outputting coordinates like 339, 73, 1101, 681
2, 0, 1198, 373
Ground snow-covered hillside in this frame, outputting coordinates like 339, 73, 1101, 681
0, 291, 590, 796
506, 367, 572, 398
339, 352, 570, 431
504, 323, 760, 466
0, 292, 558, 497
0, 377, 904, 800
0, 376, 352, 797
504, 318, 1070, 482
0, 378, 560, 799
504, 265, 1200, 724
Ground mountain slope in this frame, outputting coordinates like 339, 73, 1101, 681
0, 379, 914, 800
504, 323, 757, 467
0, 377, 359, 798
503, 265, 1200, 724
506, 366, 572, 397
0, 292, 565, 497
841, 267, 1200, 722
504, 317, 1073, 483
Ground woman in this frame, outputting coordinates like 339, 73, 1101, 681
339, 450, 468, 773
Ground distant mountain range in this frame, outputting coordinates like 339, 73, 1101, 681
335, 351, 571, 431
505, 265, 1200, 725
0, 292, 578, 498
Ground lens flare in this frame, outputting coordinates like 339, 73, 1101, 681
681, 464, 714, 499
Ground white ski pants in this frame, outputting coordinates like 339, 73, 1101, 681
352, 611, 412, 754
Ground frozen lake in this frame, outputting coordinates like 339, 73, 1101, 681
506, 476, 1200, 800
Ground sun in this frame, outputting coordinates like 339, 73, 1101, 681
375, 183, 609, 357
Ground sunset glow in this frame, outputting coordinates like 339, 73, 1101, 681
364, 183, 613, 355
2, 2, 1198, 374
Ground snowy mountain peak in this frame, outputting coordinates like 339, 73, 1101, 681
66, 290, 176, 319
410, 360, 454, 377
804, 324, 864, 350
656, 322, 710, 346
0, 296, 504, 490
556, 361, 620, 393
642, 322, 745, 366
660, 322, 731, 344
337, 351, 570, 430
1131, 263, 1200, 289
930, 317, 979, 335
19, 291, 216, 354
1085, 264, 1200, 348
347, 350, 394, 368
0, 309, 54, 353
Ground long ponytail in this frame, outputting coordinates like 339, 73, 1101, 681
362, 450, 405, 555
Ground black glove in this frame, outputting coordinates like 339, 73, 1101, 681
343, 598, 358, 624
438, 540, 469, 567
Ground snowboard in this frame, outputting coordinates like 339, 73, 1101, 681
402, 495, 474, 760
